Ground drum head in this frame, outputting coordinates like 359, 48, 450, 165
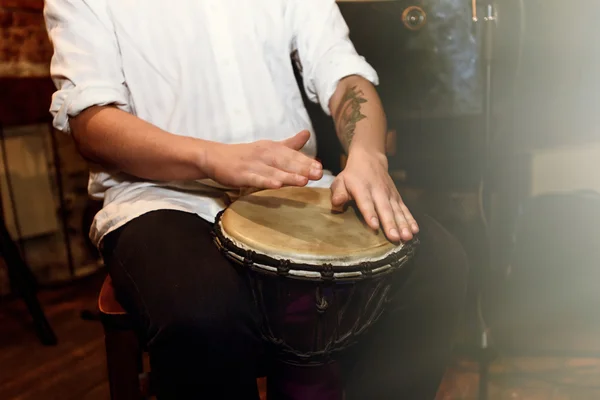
219, 187, 404, 266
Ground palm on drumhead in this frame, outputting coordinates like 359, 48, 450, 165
331, 147, 419, 243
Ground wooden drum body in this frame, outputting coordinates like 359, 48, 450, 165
212, 187, 418, 366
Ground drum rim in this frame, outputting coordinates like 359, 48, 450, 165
212, 209, 419, 282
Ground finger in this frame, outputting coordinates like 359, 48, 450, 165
255, 164, 309, 187
351, 188, 379, 231
399, 202, 419, 234
278, 130, 322, 180
280, 130, 311, 151
391, 201, 413, 241
245, 172, 283, 189
272, 149, 322, 181
372, 191, 401, 242
330, 179, 350, 210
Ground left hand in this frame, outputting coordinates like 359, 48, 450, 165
330, 147, 419, 242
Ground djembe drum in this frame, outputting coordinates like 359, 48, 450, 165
212, 186, 419, 366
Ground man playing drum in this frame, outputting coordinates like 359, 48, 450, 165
44, 0, 468, 398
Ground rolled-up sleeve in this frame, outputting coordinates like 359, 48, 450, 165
287, 0, 379, 116
44, 0, 131, 134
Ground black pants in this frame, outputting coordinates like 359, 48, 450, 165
102, 209, 468, 399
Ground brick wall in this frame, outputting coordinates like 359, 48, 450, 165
0, 0, 51, 77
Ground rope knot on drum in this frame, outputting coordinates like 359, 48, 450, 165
276, 260, 291, 276
320, 264, 335, 281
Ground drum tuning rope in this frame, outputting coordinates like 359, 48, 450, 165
315, 286, 329, 313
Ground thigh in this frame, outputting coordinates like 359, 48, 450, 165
342, 214, 469, 399
101, 210, 264, 373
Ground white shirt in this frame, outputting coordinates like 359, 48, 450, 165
44, 0, 378, 248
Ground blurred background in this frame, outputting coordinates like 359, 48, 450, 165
2, 0, 600, 399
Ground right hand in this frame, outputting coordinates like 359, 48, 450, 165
203, 130, 323, 189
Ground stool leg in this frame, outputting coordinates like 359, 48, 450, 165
0, 217, 57, 346
104, 327, 144, 400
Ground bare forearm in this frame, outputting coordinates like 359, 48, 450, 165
70, 106, 211, 181
329, 75, 387, 155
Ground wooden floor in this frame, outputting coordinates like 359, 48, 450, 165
2, 273, 600, 400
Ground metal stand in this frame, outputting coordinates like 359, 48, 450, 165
0, 122, 57, 346
48, 122, 76, 277
0, 216, 58, 345
473, 3, 497, 399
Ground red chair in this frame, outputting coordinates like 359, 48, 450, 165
98, 275, 149, 399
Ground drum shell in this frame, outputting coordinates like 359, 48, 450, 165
245, 272, 400, 365
211, 205, 419, 365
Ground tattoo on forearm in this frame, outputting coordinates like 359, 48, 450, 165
335, 85, 367, 151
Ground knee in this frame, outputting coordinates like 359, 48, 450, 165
424, 214, 467, 261
416, 215, 470, 294
440, 228, 469, 284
